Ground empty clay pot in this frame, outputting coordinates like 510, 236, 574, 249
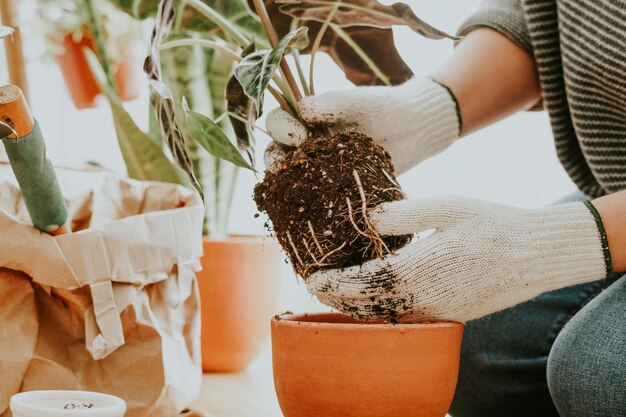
272, 313, 464, 417
197, 236, 282, 372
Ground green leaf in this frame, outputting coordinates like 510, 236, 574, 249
234, 26, 309, 109
105, 92, 186, 184
184, 110, 255, 171
277, 0, 459, 40
84, 44, 184, 185
0, 25, 14, 40
227, 42, 259, 166
145, 0, 204, 197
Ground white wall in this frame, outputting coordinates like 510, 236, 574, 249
1, 1, 577, 313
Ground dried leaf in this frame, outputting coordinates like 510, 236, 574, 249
184, 110, 255, 171
248, 0, 413, 86
0, 25, 14, 40
234, 27, 309, 109
277, 0, 458, 40
226, 43, 260, 167
146, 0, 203, 197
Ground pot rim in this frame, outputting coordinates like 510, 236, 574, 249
272, 312, 463, 330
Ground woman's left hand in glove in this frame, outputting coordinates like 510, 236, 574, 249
306, 196, 611, 323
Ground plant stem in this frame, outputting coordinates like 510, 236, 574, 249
160, 39, 242, 62
159, 38, 290, 109
251, 0, 303, 103
290, 20, 310, 96
84, 0, 118, 91
268, 84, 294, 114
330, 24, 392, 86
292, 49, 310, 96
186, 0, 249, 47
227, 111, 270, 135
310, 4, 340, 95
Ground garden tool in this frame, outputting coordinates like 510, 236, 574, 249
0, 84, 69, 235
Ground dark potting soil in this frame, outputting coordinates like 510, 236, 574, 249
254, 130, 411, 278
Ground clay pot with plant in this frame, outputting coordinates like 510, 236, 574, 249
78, 0, 284, 373
36, 1, 142, 109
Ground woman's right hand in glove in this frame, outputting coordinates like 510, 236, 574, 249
264, 77, 461, 175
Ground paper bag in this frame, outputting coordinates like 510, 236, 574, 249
0, 166, 204, 417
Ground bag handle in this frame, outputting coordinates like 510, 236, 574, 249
85, 281, 125, 360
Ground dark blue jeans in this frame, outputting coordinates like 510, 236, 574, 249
449, 274, 626, 416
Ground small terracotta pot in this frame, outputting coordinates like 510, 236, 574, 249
57, 32, 141, 109
272, 313, 464, 417
197, 236, 282, 372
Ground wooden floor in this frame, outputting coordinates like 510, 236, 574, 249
192, 346, 282, 417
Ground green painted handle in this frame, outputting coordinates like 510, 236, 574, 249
2, 120, 68, 233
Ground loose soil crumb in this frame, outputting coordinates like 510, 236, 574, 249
64, 402, 96, 409
254, 130, 411, 278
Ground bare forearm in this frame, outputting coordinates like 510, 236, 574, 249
592, 191, 626, 273
431, 28, 541, 136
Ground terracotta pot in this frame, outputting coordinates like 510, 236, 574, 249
57, 33, 141, 109
197, 236, 282, 372
272, 313, 464, 417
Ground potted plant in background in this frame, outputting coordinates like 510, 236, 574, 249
35, 0, 142, 108
74, 0, 283, 373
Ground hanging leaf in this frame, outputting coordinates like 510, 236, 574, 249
146, 0, 203, 198
184, 110, 255, 171
0, 25, 14, 40
277, 0, 458, 40
226, 43, 259, 167
84, 43, 185, 185
234, 26, 309, 109
248, 0, 413, 86
105, 92, 186, 184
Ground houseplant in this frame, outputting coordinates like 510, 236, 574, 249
85, 0, 280, 372
36, 0, 142, 108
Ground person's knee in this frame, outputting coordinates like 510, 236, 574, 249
547, 318, 626, 417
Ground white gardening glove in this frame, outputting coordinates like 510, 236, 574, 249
306, 196, 610, 323
264, 77, 460, 175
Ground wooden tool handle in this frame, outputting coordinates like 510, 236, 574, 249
0, 85, 70, 235
0, 84, 33, 137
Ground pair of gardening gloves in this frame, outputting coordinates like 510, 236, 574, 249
264, 77, 610, 323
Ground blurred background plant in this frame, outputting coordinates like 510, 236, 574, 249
23, 0, 452, 238
104, 0, 456, 237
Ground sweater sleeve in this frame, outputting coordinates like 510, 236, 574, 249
457, 0, 532, 56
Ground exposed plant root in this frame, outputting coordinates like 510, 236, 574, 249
287, 230, 304, 266
307, 220, 325, 255
254, 131, 411, 278
318, 241, 347, 264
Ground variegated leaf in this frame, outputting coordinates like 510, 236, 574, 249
234, 27, 309, 110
